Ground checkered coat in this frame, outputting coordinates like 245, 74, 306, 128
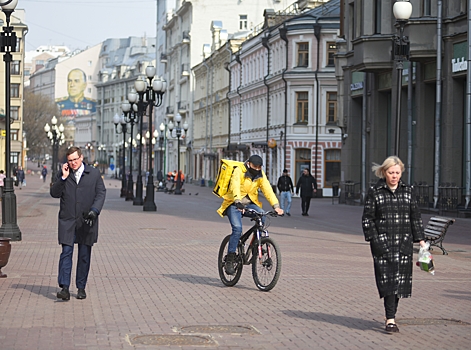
362, 179, 425, 298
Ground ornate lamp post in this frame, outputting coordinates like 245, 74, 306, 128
44, 116, 65, 185
168, 113, 188, 195
0, 0, 20, 241
392, 0, 412, 156
122, 92, 139, 201
133, 76, 147, 206
135, 66, 166, 211
113, 112, 127, 197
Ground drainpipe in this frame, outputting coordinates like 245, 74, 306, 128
433, 1, 442, 208
203, 59, 210, 179
235, 53, 243, 160
279, 25, 289, 170
314, 23, 321, 180
407, 62, 414, 185
465, 0, 471, 208
361, 74, 367, 203
224, 42, 232, 148
262, 32, 271, 175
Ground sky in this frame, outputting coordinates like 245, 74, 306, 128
18, 0, 157, 52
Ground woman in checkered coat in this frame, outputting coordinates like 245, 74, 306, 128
362, 156, 426, 333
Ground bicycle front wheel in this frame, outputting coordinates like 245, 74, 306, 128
252, 237, 281, 291
218, 235, 243, 287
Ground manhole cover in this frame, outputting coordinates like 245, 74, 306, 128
131, 334, 215, 346
179, 325, 260, 334
399, 318, 470, 326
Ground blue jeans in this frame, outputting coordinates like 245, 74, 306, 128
280, 191, 292, 213
58, 243, 92, 289
226, 203, 265, 253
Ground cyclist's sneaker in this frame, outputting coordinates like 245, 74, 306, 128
225, 252, 237, 275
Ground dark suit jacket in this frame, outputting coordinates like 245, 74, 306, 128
50, 164, 106, 246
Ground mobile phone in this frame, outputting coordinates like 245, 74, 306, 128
64, 163, 69, 171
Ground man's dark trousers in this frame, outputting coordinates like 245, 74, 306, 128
58, 243, 92, 289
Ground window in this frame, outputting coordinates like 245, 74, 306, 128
326, 42, 336, 67
423, 0, 431, 16
11, 61, 20, 75
297, 42, 309, 67
239, 15, 248, 30
11, 129, 19, 141
11, 106, 19, 120
324, 149, 341, 187
295, 149, 311, 181
326, 92, 337, 124
296, 92, 309, 123
11, 84, 20, 98
374, 0, 382, 34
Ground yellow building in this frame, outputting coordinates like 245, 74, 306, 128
0, 7, 27, 172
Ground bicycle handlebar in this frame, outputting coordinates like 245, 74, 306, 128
244, 208, 280, 218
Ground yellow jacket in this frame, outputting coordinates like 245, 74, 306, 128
217, 165, 279, 217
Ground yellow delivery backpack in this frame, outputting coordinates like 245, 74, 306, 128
212, 159, 246, 197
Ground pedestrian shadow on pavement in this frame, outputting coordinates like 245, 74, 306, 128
281, 310, 381, 331
11, 283, 57, 301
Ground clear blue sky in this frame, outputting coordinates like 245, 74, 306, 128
18, 0, 157, 51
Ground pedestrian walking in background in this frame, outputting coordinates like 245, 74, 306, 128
0, 170, 5, 199
41, 165, 48, 183
296, 168, 317, 216
50, 147, 106, 301
362, 156, 427, 333
16, 166, 25, 189
277, 169, 294, 216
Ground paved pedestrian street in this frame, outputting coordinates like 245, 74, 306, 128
1, 173, 470, 349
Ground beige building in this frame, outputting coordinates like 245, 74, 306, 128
161, 0, 296, 180
0, 8, 27, 171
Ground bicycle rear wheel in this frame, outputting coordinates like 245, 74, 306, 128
218, 235, 243, 286
252, 237, 281, 291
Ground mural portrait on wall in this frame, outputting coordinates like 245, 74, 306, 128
56, 68, 96, 122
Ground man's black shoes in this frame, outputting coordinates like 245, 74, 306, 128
225, 253, 237, 275
76, 289, 87, 300
57, 287, 70, 301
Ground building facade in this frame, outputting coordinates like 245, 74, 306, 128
0, 9, 27, 171
337, 0, 469, 207
161, 0, 297, 182
227, 0, 341, 194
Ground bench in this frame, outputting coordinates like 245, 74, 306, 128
424, 216, 456, 255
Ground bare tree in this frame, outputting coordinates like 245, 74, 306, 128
23, 88, 63, 158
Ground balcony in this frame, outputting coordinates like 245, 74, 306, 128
178, 101, 188, 114
181, 63, 190, 77
351, 35, 394, 72
160, 53, 168, 63
182, 31, 190, 44
166, 106, 174, 116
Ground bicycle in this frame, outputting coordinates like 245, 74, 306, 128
218, 208, 282, 291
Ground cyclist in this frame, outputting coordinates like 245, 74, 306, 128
217, 155, 283, 275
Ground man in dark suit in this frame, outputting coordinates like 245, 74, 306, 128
50, 146, 106, 301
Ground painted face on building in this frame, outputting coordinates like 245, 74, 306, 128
67, 69, 87, 102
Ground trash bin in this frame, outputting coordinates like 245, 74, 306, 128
201, 178, 205, 187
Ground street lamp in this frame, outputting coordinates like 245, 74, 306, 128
44, 116, 64, 185
121, 93, 139, 201
135, 66, 167, 211
133, 76, 147, 206
113, 112, 127, 197
0, 0, 21, 241
392, 0, 412, 156
85, 142, 93, 163
168, 113, 188, 195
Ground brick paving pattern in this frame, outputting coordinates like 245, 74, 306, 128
0, 171, 470, 349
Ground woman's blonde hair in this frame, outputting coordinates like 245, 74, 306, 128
371, 156, 404, 178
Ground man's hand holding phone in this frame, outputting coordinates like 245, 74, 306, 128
62, 163, 70, 179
